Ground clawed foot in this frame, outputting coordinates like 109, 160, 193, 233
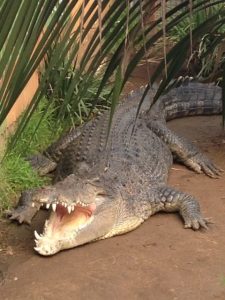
5, 190, 41, 224
184, 215, 212, 230
6, 206, 38, 224
186, 153, 223, 178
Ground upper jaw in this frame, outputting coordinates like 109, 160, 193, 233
31, 196, 95, 214
31, 188, 107, 214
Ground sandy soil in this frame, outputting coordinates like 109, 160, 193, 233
0, 116, 225, 300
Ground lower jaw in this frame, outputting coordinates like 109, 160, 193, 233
34, 204, 96, 255
34, 216, 95, 256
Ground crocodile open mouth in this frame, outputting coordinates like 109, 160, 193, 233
34, 201, 96, 254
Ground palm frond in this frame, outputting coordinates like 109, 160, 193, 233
0, 0, 225, 151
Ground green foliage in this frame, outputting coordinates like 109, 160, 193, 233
0, 67, 111, 212
10, 100, 59, 156
0, 0, 79, 126
0, 99, 56, 212
1, 0, 225, 149
0, 154, 47, 212
167, 1, 225, 82
169, 1, 225, 42
40, 48, 111, 127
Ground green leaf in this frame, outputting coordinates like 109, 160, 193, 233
107, 65, 123, 142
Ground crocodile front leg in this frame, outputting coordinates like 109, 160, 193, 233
150, 186, 209, 230
26, 154, 57, 176
148, 119, 223, 178
6, 190, 41, 224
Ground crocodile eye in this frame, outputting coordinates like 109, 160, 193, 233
97, 192, 107, 196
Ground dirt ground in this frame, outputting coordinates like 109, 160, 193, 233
0, 69, 225, 299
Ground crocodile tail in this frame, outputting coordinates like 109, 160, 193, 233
162, 81, 222, 121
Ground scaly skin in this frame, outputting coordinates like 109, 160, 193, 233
7, 81, 223, 256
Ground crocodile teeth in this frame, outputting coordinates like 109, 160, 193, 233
71, 205, 75, 212
67, 206, 72, 214
76, 201, 87, 207
31, 202, 35, 207
34, 230, 42, 240
46, 203, 50, 209
34, 247, 41, 252
52, 203, 57, 212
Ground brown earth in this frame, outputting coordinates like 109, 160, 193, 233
0, 116, 225, 300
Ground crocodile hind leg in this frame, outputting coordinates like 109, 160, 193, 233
6, 189, 42, 224
152, 186, 209, 230
148, 119, 223, 178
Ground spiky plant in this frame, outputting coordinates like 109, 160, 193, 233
0, 0, 224, 148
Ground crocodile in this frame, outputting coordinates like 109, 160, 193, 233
7, 80, 223, 256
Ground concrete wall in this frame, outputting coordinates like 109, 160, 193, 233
6, 71, 39, 129
0, 70, 39, 152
